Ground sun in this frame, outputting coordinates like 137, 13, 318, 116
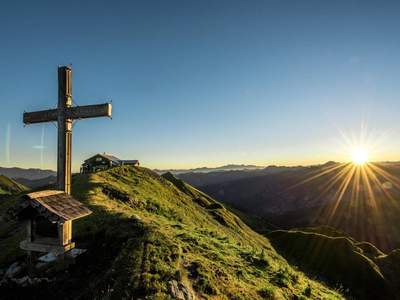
351, 147, 369, 165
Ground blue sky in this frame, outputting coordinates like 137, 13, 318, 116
1, 0, 400, 170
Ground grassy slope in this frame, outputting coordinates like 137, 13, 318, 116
0, 166, 341, 299
0, 176, 28, 267
0, 175, 27, 196
267, 229, 399, 299
74, 167, 342, 299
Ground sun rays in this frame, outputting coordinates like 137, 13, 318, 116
351, 147, 369, 165
286, 126, 400, 248
306, 161, 400, 218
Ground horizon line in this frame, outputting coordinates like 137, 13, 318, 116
2, 159, 400, 173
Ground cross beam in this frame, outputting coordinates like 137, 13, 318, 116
23, 104, 112, 124
23, 66, 112, 194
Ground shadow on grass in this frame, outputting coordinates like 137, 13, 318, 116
267, 230, 393, 300
1, 173, 152, 299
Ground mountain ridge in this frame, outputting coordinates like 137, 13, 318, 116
0, 167, 56, 181
0, 166, 341, 299
154, 164, 265, 174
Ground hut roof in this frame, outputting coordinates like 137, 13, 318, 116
15, 190, 92, 223
121, 160, 139, 164
84, 153, 120, 163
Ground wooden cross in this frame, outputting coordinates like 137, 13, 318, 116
23, 66, 112, 194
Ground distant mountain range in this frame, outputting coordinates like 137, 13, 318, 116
0, 167, 56, 189
184, 161, 341, 215
0, 167, 56, 181
179, 161, 400, 252
154, 164, 265, 174
14, 175, 57, 189
177, 164, 305, 187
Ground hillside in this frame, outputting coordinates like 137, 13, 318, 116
0, 175, 28, 196
14, 175, 56, 189
197, 162, 400, 251
0, 166, 341, 299
266, 228, 400, 299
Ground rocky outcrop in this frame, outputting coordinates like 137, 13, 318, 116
170, 280, 195, 300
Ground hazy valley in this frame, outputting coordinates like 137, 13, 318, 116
178, 162, 400, 251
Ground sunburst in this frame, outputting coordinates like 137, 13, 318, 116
288, 125, 400, 247
351, 147, 368, 165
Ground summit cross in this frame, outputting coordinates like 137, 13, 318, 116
23, 66, 112, 194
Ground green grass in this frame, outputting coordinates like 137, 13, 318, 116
0, 175, 28, 196
0, 176, 29, 270
267, 229, 396, 299
0, 166, 342, 299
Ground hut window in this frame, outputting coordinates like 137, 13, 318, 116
35, 216, 58, 238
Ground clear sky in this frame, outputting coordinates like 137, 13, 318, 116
1, 0, 400, 171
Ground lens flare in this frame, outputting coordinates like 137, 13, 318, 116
287, 124, 398, 248
32, 126, 46, 169
351, 147, 368, 165
5, 124, 11, 165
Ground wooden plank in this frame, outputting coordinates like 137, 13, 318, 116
22, 65, 112, 197
20, 239, 75, 254
58, 223, 65, 246
26, 220, 32, 242
58, 66, 72, 101
65, 128, 72, 194
66, 221, 72, 244
23, 109, 58, 124
60, 221, 72, 245
24, 190, 92, 221
26, 190, 64, 198
57, 66, 73, 194
65, 103, 112, 120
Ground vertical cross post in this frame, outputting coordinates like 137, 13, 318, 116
58, 66, 73, 194
23, 66, 112, 196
